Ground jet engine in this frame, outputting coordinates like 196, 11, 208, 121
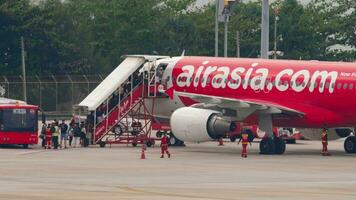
299, 128, 353, 140
170, 107, 236, 142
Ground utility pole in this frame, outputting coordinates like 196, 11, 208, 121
236, 31, 240, 58
215, 0, 219, 57
260, 0, 269, 59
21, 36, 27, 102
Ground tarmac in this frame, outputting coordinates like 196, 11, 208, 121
0, 139, 356, 200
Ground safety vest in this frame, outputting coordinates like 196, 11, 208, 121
241, 133, 248, 145
52, 126, 60, 137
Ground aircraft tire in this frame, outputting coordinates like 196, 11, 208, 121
259, 138, 276, 154
344, 136, 356, 153
274, 138, 286, 154
230, 135, 237, 142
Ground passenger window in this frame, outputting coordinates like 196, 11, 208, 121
195, 77, 199, 83
212, 78, 216, 83
343, 83, 348, 89
201, 78, 205, 83
337, 83, 342, 89
207, 78, 211, 84
325, 82, 330, 89
349, 83, 354, 90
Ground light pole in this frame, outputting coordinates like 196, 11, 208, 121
223, 8, 230, 57
21, 36, 27, 102
215, 0, 219, 57
260, 0, 269, 59
273, 8, 280, 59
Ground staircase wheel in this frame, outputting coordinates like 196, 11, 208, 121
99, 141, 106, 148
146, 140, 153, 147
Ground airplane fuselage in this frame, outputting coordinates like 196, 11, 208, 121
164, 57, 356, 128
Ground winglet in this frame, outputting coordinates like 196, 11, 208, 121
165, 86, 174, 100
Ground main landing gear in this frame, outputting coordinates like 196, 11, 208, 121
259, 136, 286, 155
344, 136, 356, 153
258, 114, 286, 155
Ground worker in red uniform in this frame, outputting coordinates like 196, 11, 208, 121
238, 130, 252, 158
45, 124, 52, 149
321, 128, 331, 156
160, 132, 171, 158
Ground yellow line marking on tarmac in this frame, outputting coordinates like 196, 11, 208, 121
119, 186, 233, 200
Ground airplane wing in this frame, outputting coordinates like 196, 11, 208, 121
175, 91, 304, 121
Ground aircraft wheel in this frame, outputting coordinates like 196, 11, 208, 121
230, 135, 237, 142
259, 138, 276, 154
23, 144, 29, 149
156, 131, 163, 138
344, 136, 356, 153
275, 138, 286, 154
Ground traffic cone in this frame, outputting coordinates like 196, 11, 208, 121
218, 138, 224, 146
141, 147, 146, 159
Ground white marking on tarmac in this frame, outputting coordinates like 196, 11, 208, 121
15, 150, 47, 156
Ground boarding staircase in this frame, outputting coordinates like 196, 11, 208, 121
76, 55, 169, 145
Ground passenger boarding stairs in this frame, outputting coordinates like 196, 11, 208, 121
76, 55, 169, 144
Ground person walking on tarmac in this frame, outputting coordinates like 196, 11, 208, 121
238, 129, 252, 158
321, 128, 331, 156
45, 124, 52, 149
160, 133, 171, 158
51, 122, 60, 149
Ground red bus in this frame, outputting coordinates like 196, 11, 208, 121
0, 98, 38, 148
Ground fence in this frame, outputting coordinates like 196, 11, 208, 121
0, 75, 106, 115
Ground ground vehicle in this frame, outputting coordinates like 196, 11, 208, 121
0, 98, 38, 148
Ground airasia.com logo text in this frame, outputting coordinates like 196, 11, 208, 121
176, 62, 338, 93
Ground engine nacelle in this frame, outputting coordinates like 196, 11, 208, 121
299, 128, 353, 140
170, 107, 236, 142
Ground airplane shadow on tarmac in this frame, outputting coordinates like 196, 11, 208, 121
182, 142, 356, 158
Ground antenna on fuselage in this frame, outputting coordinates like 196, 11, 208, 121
181, 50, 186, 57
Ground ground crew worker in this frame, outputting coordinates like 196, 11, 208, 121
238, 130, 252, 158
160, 133, 171, 158
45, 124, 52, 149
321, 128, 331, 156
51, 122, 60, 149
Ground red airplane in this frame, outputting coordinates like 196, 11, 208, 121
159, 56, 356, 154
